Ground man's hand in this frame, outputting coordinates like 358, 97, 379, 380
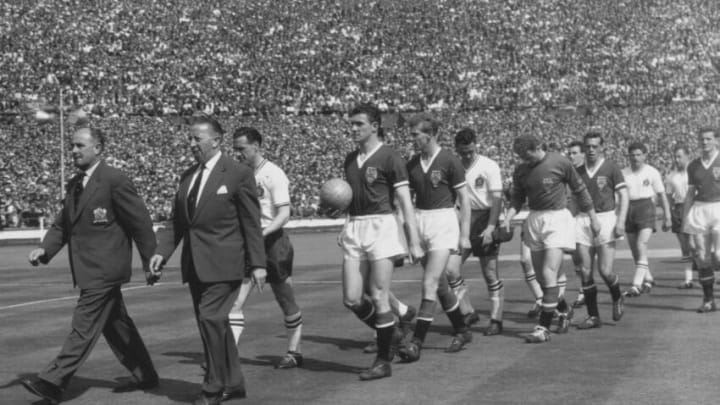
28, 248, 47, 266
408, 242, 425, 264
149, 254, 166, 273
458, 236, 471, 253
252, 268, 267, 292
480, 224, 495, 246
614, 222, 625, 239
662, 217, 672, 232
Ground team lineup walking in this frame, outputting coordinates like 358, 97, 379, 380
17, 107, 720, 401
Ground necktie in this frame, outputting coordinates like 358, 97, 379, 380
73, 173, 85, 208
187, 165, 204, 218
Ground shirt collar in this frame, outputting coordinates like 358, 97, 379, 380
202, 151, 222, 172
82, 160, 101, 179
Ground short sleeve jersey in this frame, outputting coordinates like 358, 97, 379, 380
407, 148, 466, 210
687, 152, 720, 202
255, 159, 290, 229
622, 164, 665, 201
510, 152, 590, 212
576, 158, 626, 213
464, 154, 503, 210
665, 168, 689, 204
344, 143, 409, 216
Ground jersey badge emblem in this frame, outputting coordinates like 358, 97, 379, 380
596, 176, 607, 189
713, 167, 720, 180
542, 178, 554, 186
366, 167, 378, 184
642, 179, 650, 186
431, 170, 442, 188
475, 177, 485, 188
256, 183, 264, 198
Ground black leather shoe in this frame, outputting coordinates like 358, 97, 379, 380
193, 391, 224, 405
221, 387, 247, 401
112, 377, 159, 393
21, 378, 62, 404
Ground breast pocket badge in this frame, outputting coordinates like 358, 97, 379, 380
431, 170, 442, 188
93, 207, 109, 224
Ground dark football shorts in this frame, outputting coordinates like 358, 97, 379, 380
265, 229, 294, 284
671, 203, 685, 234
625, 198, 656, 234
469, 209, 501, 258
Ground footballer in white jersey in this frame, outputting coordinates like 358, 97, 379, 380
229, 127, 304, 370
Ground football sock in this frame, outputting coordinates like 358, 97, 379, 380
375, 311, 395, 362
437, 276, 459, 311
446, 306, 468, 334
539, 286, 559, 329
582, 280, 599, 317
229, 311, 245, 345
684, 268, 693, 284
525, 272, 544, 301
414, 299, 436, 343
606, 274, 622, 302
699, 268, 715, 302
632, 261, 649, 288
284, 311, 303, 353
347, 298, 377, 329
557, 273, 567, 301
488, 280, 504, 321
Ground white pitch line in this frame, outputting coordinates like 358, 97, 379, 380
0, 283, 170, 311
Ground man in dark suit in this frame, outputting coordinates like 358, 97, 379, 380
150, 116, 266, 405
23, 128, 159, 404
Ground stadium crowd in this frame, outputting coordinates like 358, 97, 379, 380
1, 0, 720, 225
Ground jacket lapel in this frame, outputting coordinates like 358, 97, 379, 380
72, 162, 102, 224
191, 156, 226, 223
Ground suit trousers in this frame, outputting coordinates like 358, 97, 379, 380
189, 280, 244, 394
39, 285, 157, 388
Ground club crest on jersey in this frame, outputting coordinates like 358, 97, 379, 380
92, 207, 108, 224
713, 167, 720, 180
256, 182, 264, 198
365, 167, 378, 184
431, 170, 442, 188
475, 176, 485, 188
642, 179, 650, 186
542, 177, 554, 186
596, 176, 608, 189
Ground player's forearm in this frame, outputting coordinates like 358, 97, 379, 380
616, 188, 629, 223
488, 191, 502, 226
659, 193, 672, 221
458, 191, 471, 239
262, 205, 290, 236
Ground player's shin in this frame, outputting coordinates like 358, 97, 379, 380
539, 286, 559, 329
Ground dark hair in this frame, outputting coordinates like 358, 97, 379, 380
567, 140, 584, 151
454, 128, 477, 146
408, 113, 439, 137
233, 126, 262, 146
513, 135, 542, 154
544, 142, 562, 152
349, 103, 383, 138
583, 131, 604, 145
673, 144, 690, 155
698, 126, 719, 138
627, 141, 647, 154
191, 116, 224, 138
77, 127, 105, 153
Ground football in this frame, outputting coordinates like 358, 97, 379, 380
319, 178, 352, 212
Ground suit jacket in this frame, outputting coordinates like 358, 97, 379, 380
41, 161, 157, 289
156, 154, 266, 283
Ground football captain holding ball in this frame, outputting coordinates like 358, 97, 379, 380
322, 103, 423, 381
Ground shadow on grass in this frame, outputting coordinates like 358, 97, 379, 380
3, 372, 201, 404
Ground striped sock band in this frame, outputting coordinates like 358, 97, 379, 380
448, 277, 465, 290
284, 311, 303, 329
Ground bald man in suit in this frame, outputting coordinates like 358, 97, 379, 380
151, 116, 266, 405
23, 128, 159, 404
